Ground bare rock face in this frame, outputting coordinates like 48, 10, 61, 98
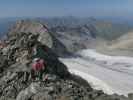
50, 25, 97, 53
8, 20, 53, 48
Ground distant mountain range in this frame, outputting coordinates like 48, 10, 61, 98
35, 16, 133, 40
0, 16, 133, 55
0, 16, 133, 38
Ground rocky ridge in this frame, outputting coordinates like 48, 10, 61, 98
0, 21, 133, 100
8, 20, 70, 57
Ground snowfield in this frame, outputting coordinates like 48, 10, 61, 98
78, 49, 133, 65
69, 69, 115, 94
60, 49, 133, 96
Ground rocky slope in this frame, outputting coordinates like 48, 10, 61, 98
49, 24, 97, 53
0, 26, 133, 100
96, 31, 133, 57
8, 20, 70, 57
0, 31, 90, 100
109, 31, 133, 50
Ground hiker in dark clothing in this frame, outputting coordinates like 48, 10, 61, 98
30, 43, 60, 80
30, 44, 48, 81
32, 44, 49, 60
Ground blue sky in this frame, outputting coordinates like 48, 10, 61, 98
0, 0, 133, 18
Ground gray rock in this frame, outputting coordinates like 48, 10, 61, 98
32, 92, 53, 100
128, 93, 133, 100
16, 82, 41, 100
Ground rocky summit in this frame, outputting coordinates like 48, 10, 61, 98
8, 20, 70, 57
0, 21, 133, 100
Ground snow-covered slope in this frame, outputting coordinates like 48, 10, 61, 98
69, 68, 115, 94
60, 49, 133, 95
78, 49, 133, 65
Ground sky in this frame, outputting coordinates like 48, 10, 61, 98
0, 0, 133, 18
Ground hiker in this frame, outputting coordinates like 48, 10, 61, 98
32, 43, 48, 60
30, 43, 50, 81
31, 58, 46, 80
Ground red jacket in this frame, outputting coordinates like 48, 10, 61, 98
32, 59, 45, 71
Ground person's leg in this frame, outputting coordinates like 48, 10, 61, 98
31, 69, 35, 80
39, 70, 43, 80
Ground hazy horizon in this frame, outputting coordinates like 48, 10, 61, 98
0, 0, 132, 19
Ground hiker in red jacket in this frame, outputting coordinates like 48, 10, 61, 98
31, 58, 46, 80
